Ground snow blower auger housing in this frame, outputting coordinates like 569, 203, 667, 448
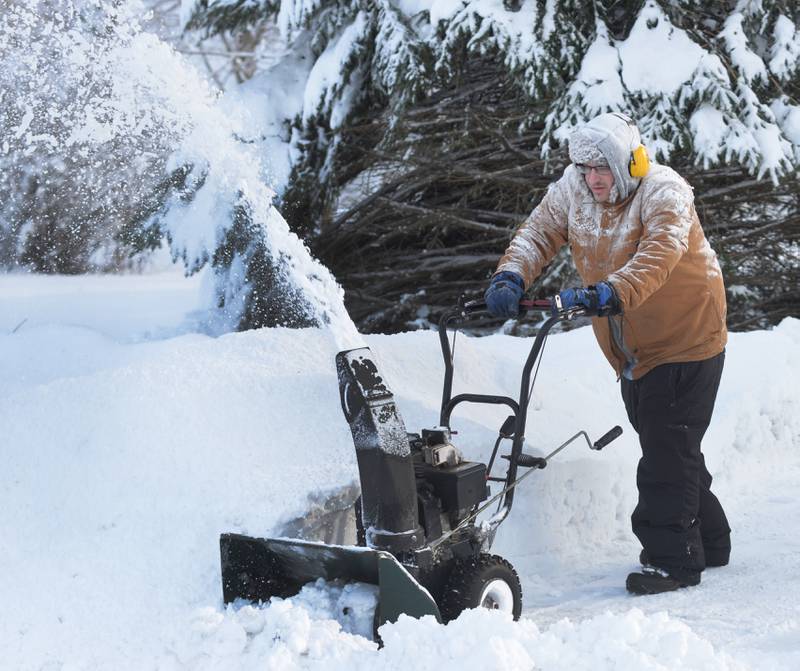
220, 299, 623, 631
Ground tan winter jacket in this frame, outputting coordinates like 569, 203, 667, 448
496, 163, 727, 380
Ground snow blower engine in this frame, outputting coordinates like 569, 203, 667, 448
220, 299, 623, 630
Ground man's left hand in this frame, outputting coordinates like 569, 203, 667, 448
553, 281, 621, 316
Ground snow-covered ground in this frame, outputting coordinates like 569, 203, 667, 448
1, 272, 798, 670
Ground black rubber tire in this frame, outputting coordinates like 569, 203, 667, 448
440, 554, 523, 623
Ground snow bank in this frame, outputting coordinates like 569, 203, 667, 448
1, 274, 799, 670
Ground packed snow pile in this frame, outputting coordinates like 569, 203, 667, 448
176, 601, 743, 671
1, 273, 799, 670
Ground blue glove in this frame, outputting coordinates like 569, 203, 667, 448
553, 281, 621, 316
484, 271, 525, 318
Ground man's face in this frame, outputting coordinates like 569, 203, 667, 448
582, 165, 615, 202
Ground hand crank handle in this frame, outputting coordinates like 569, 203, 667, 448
591, 425, 623, 450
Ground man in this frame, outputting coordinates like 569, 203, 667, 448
484, 112, 730, 595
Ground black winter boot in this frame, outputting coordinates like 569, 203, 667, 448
626, 565, 701, 595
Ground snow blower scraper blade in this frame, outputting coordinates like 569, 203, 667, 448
220, 534, 441, 627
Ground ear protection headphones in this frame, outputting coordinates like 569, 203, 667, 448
609, 112, 651, 178
629, 144, 650, 178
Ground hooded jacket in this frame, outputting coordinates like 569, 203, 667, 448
496, 114, 727, 380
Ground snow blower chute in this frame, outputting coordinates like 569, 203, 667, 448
220, 299, 623, 630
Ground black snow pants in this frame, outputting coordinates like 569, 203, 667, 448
621, 351, 731, 577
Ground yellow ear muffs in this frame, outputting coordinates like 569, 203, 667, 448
629, 144, 650, 178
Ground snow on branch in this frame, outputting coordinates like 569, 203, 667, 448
186, 0, 799, 191
372, 1, 429, 99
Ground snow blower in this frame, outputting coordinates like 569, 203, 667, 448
220, 298, 622, 631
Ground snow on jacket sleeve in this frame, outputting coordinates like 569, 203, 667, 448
495, 172, 570, 288
607, 175, 695, 311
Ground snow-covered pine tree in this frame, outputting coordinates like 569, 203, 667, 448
188, 0, 431, 235
176, 0, 437, 330
187, 0, 798, 178
183, 0, 798, 331
191, 0, 798, 181
7, 1, 794, 330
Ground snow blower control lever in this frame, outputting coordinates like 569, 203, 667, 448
219, 295, 623, 635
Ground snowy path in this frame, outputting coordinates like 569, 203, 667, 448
520, 470, 800, 669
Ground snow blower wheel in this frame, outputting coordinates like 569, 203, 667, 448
440, 554, 523, 622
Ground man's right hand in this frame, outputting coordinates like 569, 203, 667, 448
553, 281, 621, 317
484, 271, 525, 318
